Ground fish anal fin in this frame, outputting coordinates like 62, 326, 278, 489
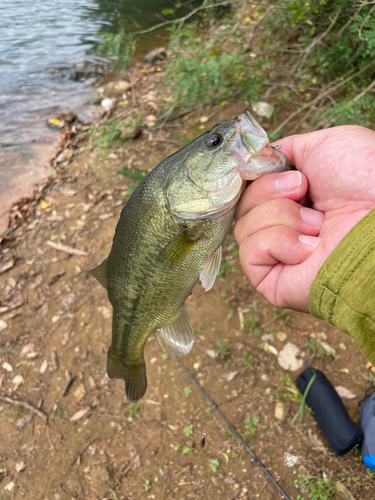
156, 308, 194, 356
107, 348, 147, 402
158, 227, 199, 268
200, 245, 222, 291
90, 258, 108, 290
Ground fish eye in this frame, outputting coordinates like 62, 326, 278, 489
205, 133, 222, 149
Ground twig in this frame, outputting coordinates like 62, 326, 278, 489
272, 58, 375, 135
337, 4, 364, 36
0, 395, 47, 422
132, 0, 242, 35
63, 369, 75, 397
359, 3, 375, 40
297, 9, 342, 72
46, 241, 88, 256
47, 425, 56, 452
68, 437, 98, 468
151, 138, 179, 146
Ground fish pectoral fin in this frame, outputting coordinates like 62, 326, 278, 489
107, 349, 147, 403
90, 258, 108, 290
158, 226, 200, 268
156, 308, 194, 356
200, 245, 222, 291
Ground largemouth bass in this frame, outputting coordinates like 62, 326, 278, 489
90, 110, 293, 402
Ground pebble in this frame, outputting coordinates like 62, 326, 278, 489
193, 362, 200, 370
15, 461, 26, 473
12, 375, 24, 390
276, 331, 287, 342
40, 359, 48, 374
4, 481, 15, 491
2, 362, 12, 372
0, 319, 8, 332
251, 101, 274, 118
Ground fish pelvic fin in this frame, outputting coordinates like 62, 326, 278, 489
200, 245, 222, 291
156, 307, 194, 356
107, 349, 147, 403
90, 258, 108, 290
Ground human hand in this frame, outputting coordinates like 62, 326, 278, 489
234, 125, 375, 312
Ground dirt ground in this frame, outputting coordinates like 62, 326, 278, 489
1, 64, 375, 500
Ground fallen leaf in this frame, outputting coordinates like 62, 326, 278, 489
307, 429, 326, 452
278, 343, 303, 371
69, 407, 90, 422
335, 386, 357, 399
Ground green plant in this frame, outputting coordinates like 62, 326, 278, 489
215, 339, 232, 359
184, 424, 194, 437
307, 340, 334, 359
272, 308, 292, 325
173, 442, 181, 451
243, 416, 259, 437
226, 309, 234, 321
126, 402, 140, 417
143, 479, 151, 492
243, 314, 260, 333
183, 445, 192, 454
242, 348, 254, 370
184, 386, 192, 396
97, 20, 136, 71
162, 353, 169, 360
294, 474, 337, 500
209, 458, 220, 472
164, 20, 263, 113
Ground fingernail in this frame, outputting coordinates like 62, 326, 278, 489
298, 235, 320, 248
300, 207, 325, 227
276, 171, 302, 192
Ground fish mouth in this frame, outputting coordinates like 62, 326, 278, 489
225, 110, 294, 179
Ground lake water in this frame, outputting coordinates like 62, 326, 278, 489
0, 0, 185, 233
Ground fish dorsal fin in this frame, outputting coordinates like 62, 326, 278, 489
90, 258, 108, 290
156, 307, 194, 356
158, 226, 199, 268
200, 245, 222, 291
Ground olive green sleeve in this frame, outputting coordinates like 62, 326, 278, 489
308, 209, 375, 366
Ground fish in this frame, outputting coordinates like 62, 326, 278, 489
90, 110, 293, 402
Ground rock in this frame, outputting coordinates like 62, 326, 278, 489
12, 375, 24, 390
278, 342, 303, 371
284, 452, 298, 467
205, 349, 216, 359
224, 477, 236, 485
87, 376, 96, 389
73, 383, 86, 402
114, 80, 131, 91
98, 306, 111, 319
316, 332, 327, 340
193, 362, 200, 370
275, 401, 284, 420
223, 371, 238, 382
101, 98, 114, 112
120, 115, 141, 141
0, 319, 7, 332
16, 414, 32, 429
261, 333, 275, 343
2, 362, 12, 372
4, 481, 15, 491
144, 47, 168, 64
276, 331, 287, 342
251, 101, 274, 119
40, 359, 48, 374
15, 461, 26, 473
335, 386, 357, 399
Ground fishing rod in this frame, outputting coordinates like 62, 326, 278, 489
174, 355, 291, 500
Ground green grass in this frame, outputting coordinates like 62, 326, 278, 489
293, 474, 337, 500
126, 403, 140, 417
243, 314, 260, 333
209, 458, 220, 473
243, 416, 259, 437
214, 340, 232, 359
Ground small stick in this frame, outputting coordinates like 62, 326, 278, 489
51, 348, 59, 370
63, 369, 75, 397
46, 241, 88, 256
68, 437, 98, 468
0, 395, 47, 423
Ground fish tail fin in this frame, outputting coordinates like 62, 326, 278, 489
107, 349, 147, 402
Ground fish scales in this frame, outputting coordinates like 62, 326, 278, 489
90, 110, 294, 401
